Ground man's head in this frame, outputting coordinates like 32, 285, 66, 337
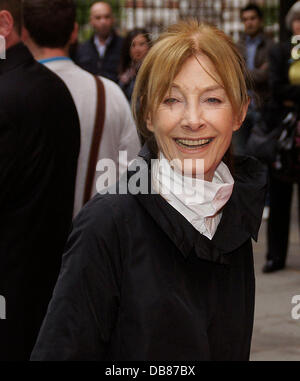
90, 2, 114, 41
0, 0, 22, 49
241, 4, 263, 37
23, 0, 76, 49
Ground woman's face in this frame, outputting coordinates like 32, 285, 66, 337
292, 18, 300, 35
146, 54, 247, 180
130, 34, 149, 63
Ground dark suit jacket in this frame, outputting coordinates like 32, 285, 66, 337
238, 32, 274, 107
74, 32, 123, 83
0, 43, 80, 360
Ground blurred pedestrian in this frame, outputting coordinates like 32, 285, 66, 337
31, 20, 267, 361
262, 1, 300, 273
234, 3, 274, 155
23, 0, 141, 217
0, 0, 80, 360
74, 1, 123, 83
118, 28, 151, 102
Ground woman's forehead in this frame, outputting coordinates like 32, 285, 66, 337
169, 54, 224, 89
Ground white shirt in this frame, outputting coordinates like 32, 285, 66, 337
43, 58, 141, 216
152, 153, 234, 240
94, 34, 113, 58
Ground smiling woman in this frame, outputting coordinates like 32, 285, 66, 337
31, 20, 268, 361
145, 53, 245, 180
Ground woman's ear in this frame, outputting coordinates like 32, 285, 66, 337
232, 99, 250, 132
146, 113, 154, 132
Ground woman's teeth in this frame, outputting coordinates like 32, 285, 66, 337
175, 138, 212, 148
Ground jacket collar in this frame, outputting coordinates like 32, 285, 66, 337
130, 143, 267, 264
0, 42, 34, 75
91, 30, 118, 48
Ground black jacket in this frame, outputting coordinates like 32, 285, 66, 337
0, 43, 80, 360
238, 32, 274, 106
31, 145, 267, 361
74, 32, 123, 83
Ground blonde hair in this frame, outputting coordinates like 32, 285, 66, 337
132, 19, 249, 148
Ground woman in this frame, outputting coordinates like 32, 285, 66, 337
262, 2, 300, 273
31, 20, 267, 361
118, 28, 151, 102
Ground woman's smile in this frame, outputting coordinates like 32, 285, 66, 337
174, 137, 214, 151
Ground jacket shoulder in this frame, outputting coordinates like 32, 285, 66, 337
76, 192, 140, 233
77, 38, 95, 51
234, 155, 268, 184
75, 38, 97, 61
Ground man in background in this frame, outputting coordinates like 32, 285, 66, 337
74, 1, 123, 83
0, 0, 80, 360
23, 0, 140, 216
234, 3, 274, 155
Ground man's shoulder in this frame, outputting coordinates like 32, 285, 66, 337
75, 37, 97, 59
47, 60, 95, 85
107, 32, 124, 52
77, 36, 94, 50
0, 56, 73, 108
100, 75, 124, 96
111, 32, 123, 45
29, 63, 78, 108
260, 32, 274, 48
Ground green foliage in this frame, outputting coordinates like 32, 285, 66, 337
262, 5, 279, 26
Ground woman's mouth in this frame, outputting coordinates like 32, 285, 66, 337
174, 138, 214, 149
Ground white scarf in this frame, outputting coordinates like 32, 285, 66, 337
152, 153, 234, 240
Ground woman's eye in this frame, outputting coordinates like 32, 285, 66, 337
206, 97, 221, 104
163, 98, 179, 105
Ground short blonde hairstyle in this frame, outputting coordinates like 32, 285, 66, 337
132, 19, 249, 147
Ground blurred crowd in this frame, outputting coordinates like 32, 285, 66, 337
0, 0, 299, 361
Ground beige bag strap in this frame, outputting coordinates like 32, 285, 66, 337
83, 75, 106, 204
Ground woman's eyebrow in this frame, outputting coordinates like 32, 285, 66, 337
202, 85, 224, 93
170, 83, 224, 93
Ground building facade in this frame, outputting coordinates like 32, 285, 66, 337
120, 0, 279, 41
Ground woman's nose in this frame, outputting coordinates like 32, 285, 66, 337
183, 103, 204, 130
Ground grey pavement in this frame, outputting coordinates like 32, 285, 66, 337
250, 185, 300, 361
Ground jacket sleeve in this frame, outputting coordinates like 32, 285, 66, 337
30, 197, 122, 361
248, 64, 269, 85
269, 43, 300, 104
248, 39, 274, 85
